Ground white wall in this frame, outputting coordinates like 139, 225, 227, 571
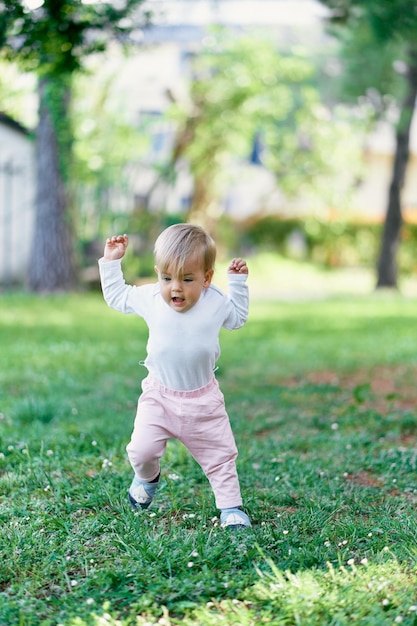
0, 121, 35, 284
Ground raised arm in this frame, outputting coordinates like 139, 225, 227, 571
227, 257, 249, 276
223, 257, 249, 330
103, 234, 129, 261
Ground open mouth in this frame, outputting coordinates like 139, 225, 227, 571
172, 297, 185, 304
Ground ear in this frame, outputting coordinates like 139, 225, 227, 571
154, 265, 159, 276
203, 268, 214, 287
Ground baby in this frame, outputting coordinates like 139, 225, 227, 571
99, 223, 251, 529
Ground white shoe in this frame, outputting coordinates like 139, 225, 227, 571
128, 475, 159, 510
220, 507, 251, 529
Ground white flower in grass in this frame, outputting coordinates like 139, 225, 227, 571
187, 561, 194, 568
86, 598, 94, 605
382, 599, 389, 606
91, 440, 97, 447
347, 558, 355, 565
324, 541, 331, 547
101, 459, 112, 469
44, 485, 51, 492
149, 512, 156, 518
409, 606, 417, 612
283, 530, 289, 535
331, 423, 339, 430
191, 550, 199, 557
394, 617, 403, 623
70, 579, 78, 587
168, 473, 179, 480
7, 445, 14, 451
0, 453, 4, 460
360, 558, 368, 565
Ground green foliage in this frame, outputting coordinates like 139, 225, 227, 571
322, 0, 417, 43
72, 58, 151, 188
317, 0, 417, 289
165, 28, 366, 220
0, 0, 149, 173
243, 216, 417, 275
319, 17, 408, 123
0, 0, 149, 76
319, 0, 416, 108
244, 216, 380, 268
335, 24, 407, 112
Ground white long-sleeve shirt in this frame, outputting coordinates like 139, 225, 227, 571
99, 258, 249, 391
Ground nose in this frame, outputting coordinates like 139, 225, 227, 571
171, 277, 182, 291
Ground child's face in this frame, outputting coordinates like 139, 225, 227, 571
155, 256, 213, 313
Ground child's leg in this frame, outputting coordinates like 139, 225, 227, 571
126, 385, 172, 509
126, 404, 167, 482
178, 381, 245, 511
184, 415, 242, 509
183, 408, 251, 528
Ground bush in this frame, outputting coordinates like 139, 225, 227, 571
243, 216, 417, 274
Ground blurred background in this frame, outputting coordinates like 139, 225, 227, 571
0, 0, 416, 295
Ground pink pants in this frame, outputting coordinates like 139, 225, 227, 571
126, 375, 242, 509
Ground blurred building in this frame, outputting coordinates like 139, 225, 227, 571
0, 113, 35, 284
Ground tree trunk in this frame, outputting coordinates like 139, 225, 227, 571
27, 77, 77, 292
376, 48, 417, 288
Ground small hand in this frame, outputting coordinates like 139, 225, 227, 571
227, 257, 248, 275
103, 234, 129, 261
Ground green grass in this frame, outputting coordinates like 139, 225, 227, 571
2, 273, 417, 625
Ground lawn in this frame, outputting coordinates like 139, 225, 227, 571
1, 264, 417, 625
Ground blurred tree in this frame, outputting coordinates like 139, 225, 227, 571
162, 31, 363, 229
317, 0, 417, 288
72, 60, 152, 240
0, 0, 149, 292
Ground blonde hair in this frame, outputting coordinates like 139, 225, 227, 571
154, 223, 216, 276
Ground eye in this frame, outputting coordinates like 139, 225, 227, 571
184, 278, 193, 282
162, 276, 171, 282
